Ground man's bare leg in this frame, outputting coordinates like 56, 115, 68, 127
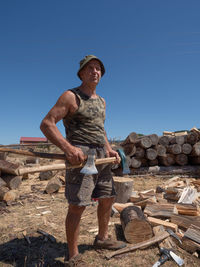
65, 204, 85, 259
97, 197, 115, 240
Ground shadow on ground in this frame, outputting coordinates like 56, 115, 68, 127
0, 236, 93, 267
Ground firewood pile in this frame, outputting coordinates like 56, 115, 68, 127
121, 127, 200, 170
111, 175, 200, 258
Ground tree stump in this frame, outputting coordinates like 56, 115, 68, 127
120, 206, 153, 243
113, 176, 134, 203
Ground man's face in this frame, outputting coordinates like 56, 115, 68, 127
80, 59, 102, 84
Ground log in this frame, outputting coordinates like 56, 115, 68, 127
134, 136, 152, 149
1, 175, 22, 189
158, 136, 170, 146
0, 152, 7, 160
187, 132, 199, 144
145, 148, 157, 160
147, 134, 159, 146
120, 206, 153, 243
122, 143, 136, 157
148, 217, 178, 232
45, 177, 62, 194
113, 176, 134, 203
171, 214, 200, 230
191, 142, 200, 156
158, 154, 175, 166
169, 135, 186, 145
0, 160, 21, 175
130, 157, 142, 169
175, 154, 188, 166
144, 203, 177, 218
134, 147, 145, 158
121, 132, 138, 145
156, 145, 166, 157
167, 144, 182, 155
178, 187, 197, 204
182, 143, 192, 155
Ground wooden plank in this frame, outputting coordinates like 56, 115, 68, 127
148, 217, 178, 232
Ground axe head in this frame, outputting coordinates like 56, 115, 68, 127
117, 148, 130, 175
80, 149, 98, 175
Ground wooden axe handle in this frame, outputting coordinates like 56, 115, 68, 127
18, 157, 117, 175
105, 231, 170, 260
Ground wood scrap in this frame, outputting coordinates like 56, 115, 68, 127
148, 217, 178, 232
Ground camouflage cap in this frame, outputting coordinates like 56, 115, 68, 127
77, 55, 105, 80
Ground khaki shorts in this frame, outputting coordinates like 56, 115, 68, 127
65, 144, 116, 206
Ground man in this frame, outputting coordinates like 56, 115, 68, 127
40, 55, 126, 266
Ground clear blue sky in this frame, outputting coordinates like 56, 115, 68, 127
0, 0, 200, 145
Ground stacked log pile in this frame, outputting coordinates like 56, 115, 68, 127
120, 127, 200, 170
112, 176, 200, 255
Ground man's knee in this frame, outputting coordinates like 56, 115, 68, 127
68, 204, 86, 216
98, 197, 115, 209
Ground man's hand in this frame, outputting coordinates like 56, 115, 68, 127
64, 145, 86, 165
106, 148, 121, 164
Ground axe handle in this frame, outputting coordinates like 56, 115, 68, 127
18, 157, 117, 175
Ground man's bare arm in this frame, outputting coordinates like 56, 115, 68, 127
40, 91, 86, 165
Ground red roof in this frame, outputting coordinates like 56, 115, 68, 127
20, 137, 48, 142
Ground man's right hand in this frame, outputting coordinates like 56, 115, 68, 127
64, 145, 86, 165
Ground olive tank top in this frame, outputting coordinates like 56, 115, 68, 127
63, 88, 106, 145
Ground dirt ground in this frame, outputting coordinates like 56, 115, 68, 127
0, 156, 200, 266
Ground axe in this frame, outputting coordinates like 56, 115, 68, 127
0, 147, 130, 175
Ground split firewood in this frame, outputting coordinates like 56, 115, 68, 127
184, 224, 200, 244
120, 205, 153, 243
144, 203, 177, 218
113, 202, 134, 213
2, 189, 20, 203
45, 177, 62, 194
1, 174, 22, 190
0, 159, 21, 175
148, 217, 178, 232
132, 196, 157, 209
171, 214, 200, 230
0, 186, 9, 201
176, 203, 199, 216
178, 187, 197, 204
153, 225, 176, 249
